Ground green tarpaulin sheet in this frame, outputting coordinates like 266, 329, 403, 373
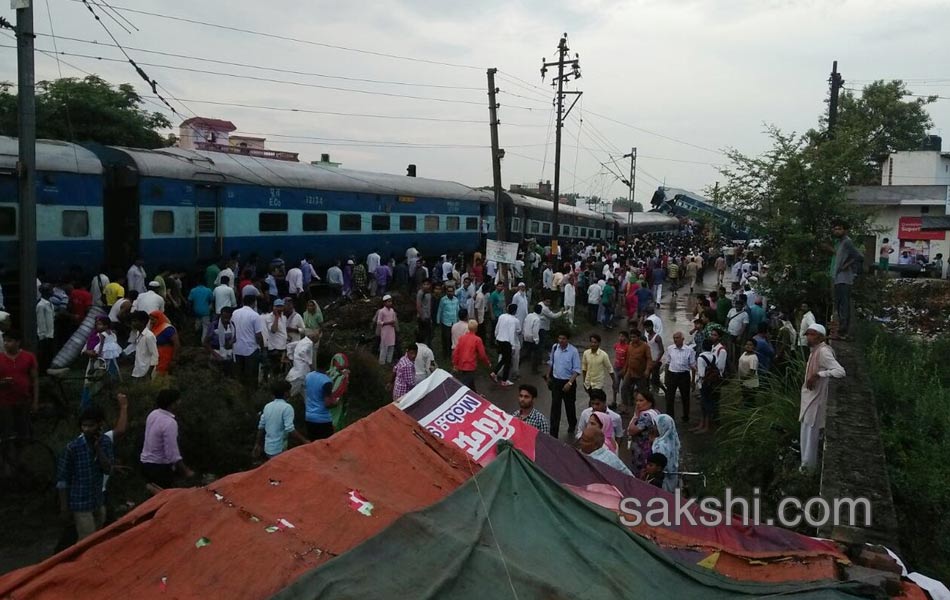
274, 443, 876, 600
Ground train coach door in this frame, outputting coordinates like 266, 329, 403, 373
194, 184, 221, 263
102, 167, 139, 272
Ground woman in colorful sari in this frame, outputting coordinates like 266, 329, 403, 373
624, 275, 640, 322
81, 316, 122, 409
627, 390, 660, 476
149, 310, 180, 375
302, 299, 324, 332
585, 411, 618, 454
651, 413, 681, 493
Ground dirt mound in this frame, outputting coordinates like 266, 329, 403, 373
858, 278, 950, 338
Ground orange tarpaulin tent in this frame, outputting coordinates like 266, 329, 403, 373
0, 406, 478, 600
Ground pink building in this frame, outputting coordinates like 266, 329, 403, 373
178, 117, 299, 162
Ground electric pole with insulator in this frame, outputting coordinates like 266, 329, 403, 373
828, 60, 843, 138
623, 148, 637, 225
541, 34, 582, 257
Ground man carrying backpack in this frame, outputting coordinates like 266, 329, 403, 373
693, 330, 727, 434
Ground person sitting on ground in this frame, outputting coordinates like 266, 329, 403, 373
56, 405, 113, 542
642, 453, 667, 489
254, 380, 309, 461
578, 424, 632, 476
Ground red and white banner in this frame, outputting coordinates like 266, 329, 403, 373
899, 216, 944, 241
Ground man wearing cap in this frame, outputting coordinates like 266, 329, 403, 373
513, 282, 529, 326
799, 324, 846, 470
133, 281, 166, 315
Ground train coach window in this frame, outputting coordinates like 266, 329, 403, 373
259, 212, 288, 232
371, 215, 390, 231
595, 229, 602, 239
529, 220, 540, 234
446, 216, 460, 231
580, 227, 587, 238
510, 217, 521, 233
303, 212, 328, 231
399, 215, 416, 231
0, 207, 14, 235
152, 210, 174, 235
541, 222, 551, 235
198, 210, 216, 234
466, 217, 478, 230
424, 215, 439, 231
62, 210, 89, 237
560, 224, 570, 236
340, 214, 362, 231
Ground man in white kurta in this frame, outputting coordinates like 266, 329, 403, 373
799, 324, 846, 470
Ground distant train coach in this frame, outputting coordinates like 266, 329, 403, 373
0, 136, 679, 277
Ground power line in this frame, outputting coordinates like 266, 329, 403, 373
68, 0, 485, 71
843, 87, 950, 101
583, 110, 725, 155
32, 32, 484, 91
16, 45, 488, 106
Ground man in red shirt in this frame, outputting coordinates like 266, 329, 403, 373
612, 330, 630, 409
68, 282, 93, 325
452, 320, 490, 392
1, 331, 39, 470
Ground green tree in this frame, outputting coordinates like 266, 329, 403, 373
814, 80, 936, 184
0, 75, 171, 148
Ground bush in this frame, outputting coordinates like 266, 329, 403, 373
860, 324, 950, 580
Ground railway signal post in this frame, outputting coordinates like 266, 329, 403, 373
541, 34, 582, 257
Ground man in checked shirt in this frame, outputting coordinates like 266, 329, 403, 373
511, 384, 550, 435
57, 406, 113, 541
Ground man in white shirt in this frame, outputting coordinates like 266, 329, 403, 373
578, 425, 632, 476
128, 311, 158, 380
726, 300, 750, 371
283, 299, 304, 345
216, 259, 237, 291
262, 299, 289, 380
134, 282, 165, 314
662, 331, 697, 423
797, 302, 816, 360
36, 287, 55, 372
413, 336, 436, 384
522, 305, 542, 373
512, 257, 525, 279
214, 277, 237, 315
491, 304, 521, 387
644, 306, 664, 338
406, 245, 420, 277
285, 266, 304, 298
90, 272, 110, 308
451, 309, 469, 350
231, 296, 265, 388
486, 260, 498, 281
586, 280, 602, 325
367, 250, 382, 295
441, 256, 454, 283
542, 265, 554, 292
576, 389, 623, 446
562, 278, 576, 323
286, 329, 320, 397
126, 258, 147, 294
326, 261, 344, 295
513, 283, 529, 326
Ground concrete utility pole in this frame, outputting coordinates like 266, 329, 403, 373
487, 68, 505, 243
623, 148, 637, 225
486, 67, 509, 285
541, 34, 582, 257
16, 0, 37, 351
828, 60, 844, 138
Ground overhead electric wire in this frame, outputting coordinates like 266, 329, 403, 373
32, 32, 483, 91
69, 0, 485, 71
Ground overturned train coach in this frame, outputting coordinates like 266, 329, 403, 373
0, 136, 680, 277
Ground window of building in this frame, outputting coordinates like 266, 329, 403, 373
424, 215, 439, 231
541, 222, 552, 235
302, 212, 328, 231
0, 207, 15, 236
400, 215, 416, 231
152, 210, 174, 235
921, 206, 930, 214
198, 210, 216, 234
510, 217, 521, 233
529, 220, 540, 234
62, 210, 90, 237
466, 216, 479, 230
371, 214, 390, 231
259, 212, 288, 232
446, 216, 460, 231
340, 213, 362, 231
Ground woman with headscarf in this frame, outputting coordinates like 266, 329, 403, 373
627, 390, 660, 476
651, 413, 681, 493
585, 411, 618, 454
149, 310, 180, 375
302, 299, 324, 332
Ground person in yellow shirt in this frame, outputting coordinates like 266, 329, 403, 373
103, 277, 125, 308
581, 333, 614, 397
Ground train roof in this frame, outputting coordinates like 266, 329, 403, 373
106, 145, 492, 202
612, 211, 681, 227
503, 192, 613, 222
0, 136, 103, 175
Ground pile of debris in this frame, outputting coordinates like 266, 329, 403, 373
858, 278, 950, 338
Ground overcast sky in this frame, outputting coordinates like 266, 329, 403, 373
3, 0, 949, 204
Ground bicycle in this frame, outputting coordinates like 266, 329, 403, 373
0, 436, 58, 494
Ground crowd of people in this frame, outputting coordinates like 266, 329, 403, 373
0, 220, 856, 542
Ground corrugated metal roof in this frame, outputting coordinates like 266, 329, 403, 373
0, 136, 103, 175
611, 211, 682, 227
113, 146, 492, 202
847, 185, 947, 205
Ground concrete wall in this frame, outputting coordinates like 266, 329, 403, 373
882, 151, 950, 186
